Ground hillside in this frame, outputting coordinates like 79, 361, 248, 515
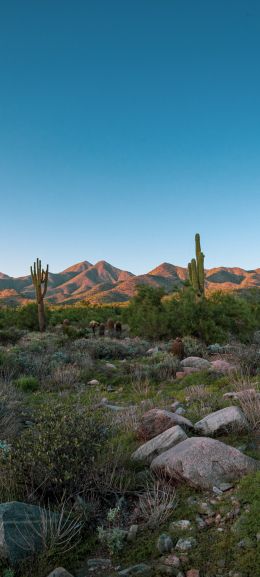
0, 260, 260, 305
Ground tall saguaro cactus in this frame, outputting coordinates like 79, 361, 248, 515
188, 234, 205, 297
30, 258, 49, 332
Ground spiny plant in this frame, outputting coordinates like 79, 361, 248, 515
30, 258, 49, 332
188, 233, 205, 298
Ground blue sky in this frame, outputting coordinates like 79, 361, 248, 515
0, 0, 260, 276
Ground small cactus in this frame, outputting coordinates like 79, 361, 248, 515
99, 322, 105, 336
171, 337, 184, 360
107, 318, 115, 336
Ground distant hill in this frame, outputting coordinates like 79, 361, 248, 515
0, 260, 260, 305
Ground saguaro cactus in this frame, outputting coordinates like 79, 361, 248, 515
188, 234, 205, 297
30, 258, 49, 332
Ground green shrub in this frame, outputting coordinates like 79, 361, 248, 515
0, 328, 24, 345
2, 401, 108, 501
15, 375, 39, 392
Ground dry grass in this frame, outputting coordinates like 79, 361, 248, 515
138, 478, 176, 528
232, 373, 260, 430
47, 364, 81, 391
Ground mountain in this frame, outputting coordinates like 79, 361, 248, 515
0, 261, 260, 305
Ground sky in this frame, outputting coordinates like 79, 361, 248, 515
0, 0, 260, 277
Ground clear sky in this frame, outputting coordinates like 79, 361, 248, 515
0, 0, 260, 277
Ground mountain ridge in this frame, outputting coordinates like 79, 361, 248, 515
0, 260, 260, 305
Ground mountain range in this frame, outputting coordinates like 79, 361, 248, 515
0, 260, 260, 305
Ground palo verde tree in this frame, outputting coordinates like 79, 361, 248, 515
188, 233, 205, 298
30, 258, 49, 332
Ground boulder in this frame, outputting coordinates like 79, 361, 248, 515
181, 357, 211, 370
46, 569, 74, 577
175, 537, 197, 551
137, 409, 193, 440
87, 379, 99, 385
151, 437, 260, 490
194, 406, 249, 436
132, 426, 187, 463
0, 501, 56, 564
210, 360, 237, 373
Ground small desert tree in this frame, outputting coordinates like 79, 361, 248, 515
30, 258, 49, 332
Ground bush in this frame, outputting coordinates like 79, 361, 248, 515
126, 286, 258, 344
15, 375, 39, 392
0, 328, 24, 345
82, 337, 148, 360
1, 401, 108, 502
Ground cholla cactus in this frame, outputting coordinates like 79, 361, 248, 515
30, 258, 49, 332
188, 233, 205, 297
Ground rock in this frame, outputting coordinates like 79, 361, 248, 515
118, 564, 152, 576
157, 533, 174, 553
175, 407, 186, 415
163, 555, 181, 568
169, 520, 191, 531
105, 363, 117, 369
103, 404, 129, 411
87, 558, 112, 570
171, 401, 181, 411
194, 406, 249, 436
46, 570, 74, 577
127, 524, 138, 542
132, 426, 188, 463
186, 570, 200, 577
181, 357, 211, 370
0, 501, 56, 564
150, 437, 260, 490
176, 372, 186, 380
138, 409, 193, 440
88, 379, 100, 385
175, 537, 197, 551
197, 502, 214, 516
218, 482, 234, 492
210, 360, 237, 373
147, 346, 159, 355
195, 515, 206, 529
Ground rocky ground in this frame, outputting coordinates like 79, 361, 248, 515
0, 330, 259, 577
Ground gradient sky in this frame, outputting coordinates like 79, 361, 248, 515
1, 0, 260, 277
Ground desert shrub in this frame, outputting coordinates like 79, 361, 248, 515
126, 286, 257, 343
125, 286, 169, 340
83, 338, 148, 360
0, 350, 20, 382
48, 304, 122, 327
17, 303, 50, 331
97, 505, 126, 555
182, 336, 207, 357
47, 364, 81, 391
13, 349, 52, 380
0, 381, 24, 442
230, 343, 260, 375
0, 327, 24, 345
15, 375, 39, 392
1, 401, 108, 502
147, 353, 179, 382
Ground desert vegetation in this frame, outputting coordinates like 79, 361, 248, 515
0, 243, 259, 577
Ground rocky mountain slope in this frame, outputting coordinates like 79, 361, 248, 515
0, 260, 260, 305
